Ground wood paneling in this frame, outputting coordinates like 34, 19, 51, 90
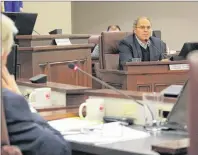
17, 44, 94, 87
16, 34, 91, 47
126, 71, 188, 92
97, 61, 189, 92
17, 80, 91, 108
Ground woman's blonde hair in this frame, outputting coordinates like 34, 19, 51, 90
1, 14, 18, 55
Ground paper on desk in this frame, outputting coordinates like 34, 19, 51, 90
64, 122, 150, 145
48, 117, 101, 134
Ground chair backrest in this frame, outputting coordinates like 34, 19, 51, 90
100, 31, 132, 69
88, 35, 100, 53
6, 44, 18, 79
1, 100, 23, 155
188, 51, 198, 155
1, 103, 10, 145
88, 35, 100, 44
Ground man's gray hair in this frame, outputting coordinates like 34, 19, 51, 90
1, 14, 18, 55
133, 17, 152, 29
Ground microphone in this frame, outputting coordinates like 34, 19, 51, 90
146, 39, 167, 59
67, 63, 154, 120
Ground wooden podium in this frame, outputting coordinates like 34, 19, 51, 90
17, 44, 94, 87
16, 34, 91, 47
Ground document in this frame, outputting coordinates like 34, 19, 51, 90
48, 117, 101, 134
55, 38, 71, 46
49, 118, 150, 145
63, 122, 150, 145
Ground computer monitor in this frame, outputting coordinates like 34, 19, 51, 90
161, 84, 183, 98
170, 42, 198, 61
165, 80, 189, 130
3, 12, 38, 35
179, 42, 198, 58
6, 45, 18, 80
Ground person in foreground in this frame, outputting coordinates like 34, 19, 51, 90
1, 14, 71, 155
91, 25, 121, 58
118, 17, 168, 70
1, 145, 22, 155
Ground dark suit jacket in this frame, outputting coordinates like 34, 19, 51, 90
118, 34, 167, 69
2, 88, 71, 155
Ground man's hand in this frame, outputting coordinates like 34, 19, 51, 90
2, 67, 21, 95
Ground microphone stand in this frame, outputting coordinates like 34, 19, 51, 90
148, 40, 168, 60
68, 64, 163, 132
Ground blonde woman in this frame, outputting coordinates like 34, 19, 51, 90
1, 14, 71, 155
1, 2, 5, 12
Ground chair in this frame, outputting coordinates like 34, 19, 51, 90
88, 35, 100, 53
88, 35, 102, 88
99, 31, 132, 69
93, 32, 132, 89
1, 103, 22, 155
2, 145, 22, 155
1, 103, 10, 146
6, 44, 18, 79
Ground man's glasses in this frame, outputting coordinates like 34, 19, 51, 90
136, 26, 151, 30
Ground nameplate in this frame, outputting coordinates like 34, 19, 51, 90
169, 64, 189, 71
55, 38, 71, 46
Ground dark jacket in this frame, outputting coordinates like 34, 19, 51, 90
2, 88, 71, 155
118, 34, 167, 69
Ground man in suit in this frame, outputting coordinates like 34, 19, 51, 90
118, 17, 167, 70
1, 14, 71, 155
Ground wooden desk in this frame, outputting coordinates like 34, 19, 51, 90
17, 79, 91, 107
124, 61, 189, 92
98, 61, 189, 92
37, 106, 79, 121
35, 105, 188, 155
16, 34, 91, 47
70, 128, 188, 155
17, 44, 94, 87
83, 89, 177, 103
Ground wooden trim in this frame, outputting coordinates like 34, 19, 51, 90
16, 34, 91, 40
38, 106, 79, 121
43, 112, 78, 121
36, 105, 78, 112
18, 44, 95, 52
98, 69, 127, 75
98, 69, 188, 75
84, 89, 177, 103
17, 79, 91, 93
125, 60, 189, 66
127, 71, 189, 75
